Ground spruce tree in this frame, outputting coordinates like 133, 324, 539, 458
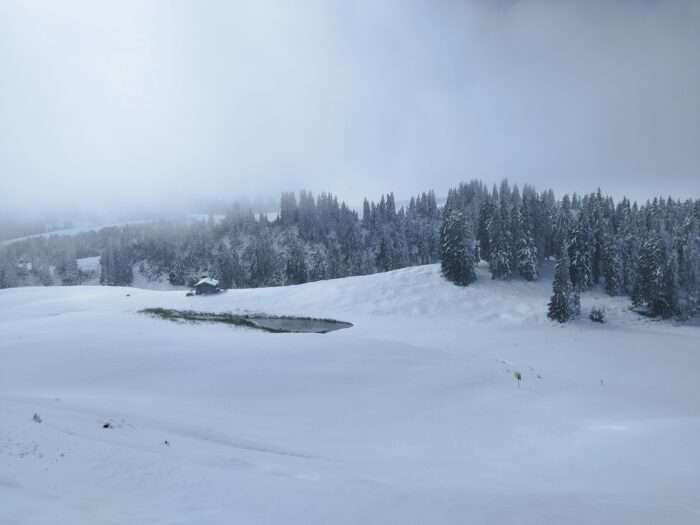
553, 195, 574, 254
35, 261, 53, 286
568, 209, 593, 291
488, 197, 512, 280
248, 231, 277, 287
280, 192, 298, 226
214, 244, 235, 289
286, 239, 308, 284
633, 234, 679, 318
548, 249, 580, 322
0, 251, 19, 289
677, 212, 700, 316
516, 197, 538, 281
440, 207, 476, 286
60, 256, 81, 286
476, 197, 494, 262
619, 199, 640, 295
100, 240, 133, 286
601, 230, 622, 296
590, 190, 605, 284
375, 236, 391, 272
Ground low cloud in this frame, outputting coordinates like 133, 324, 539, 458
1, 0, 698, 217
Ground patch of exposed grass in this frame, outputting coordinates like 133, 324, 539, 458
139, 308, 287, 332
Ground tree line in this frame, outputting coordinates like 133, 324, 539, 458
439, 181, 699, 320
0, 190, 440, 290
1, 180, 698, 320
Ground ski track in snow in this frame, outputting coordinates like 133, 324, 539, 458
1, 263, 699, 524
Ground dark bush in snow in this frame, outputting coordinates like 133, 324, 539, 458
589, 307, 605, 323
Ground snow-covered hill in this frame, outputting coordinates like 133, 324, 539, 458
0, 219, 154, 247
1, 264, 699, 524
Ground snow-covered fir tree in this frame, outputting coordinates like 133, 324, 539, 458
58, 253, 81, 286
548, 248, 580, 322
247, 230, 278, 288
286, 238, 308, 285
633, 234, 679, 318
0, 251, 19, 289
618, 198, 641, 295
476, 195, 494, 262
100, 240, 133, 286
601, 229, 622, 296
516, 196, 538, 281
568, 208, 594, 291
214, 243, 236, 289
549, 195, 570, 257
488, 192, 513, 280
439, 205, 476, 286
676, 211, 700, 316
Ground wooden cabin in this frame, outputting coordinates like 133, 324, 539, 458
194, 277, 221, 295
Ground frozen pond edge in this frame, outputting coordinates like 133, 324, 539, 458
139, 307, 353, 334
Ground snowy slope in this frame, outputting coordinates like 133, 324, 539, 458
1, 214, 256, 247
1, 264, 699, 524
0, 220, 155, 247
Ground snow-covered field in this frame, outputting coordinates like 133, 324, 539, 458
1, 263, 699, 524
1, 214, 254, 247
0, 220, 155, 247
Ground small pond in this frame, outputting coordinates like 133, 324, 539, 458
140, 308, 353, 334
246, 317, 352, 333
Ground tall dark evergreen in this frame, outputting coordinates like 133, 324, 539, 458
440, 205, 476, 286
0, 251, 19, 289
552, 195, 573, 257
246, 230, 277, 287
375, 236, 391, 272
676, 211, 700, 316
214, 244, 236, 289
601, 230, 622, 296
286, 238, 308, 285
58, 254, 81, 286
488, 195, 512, 280
279, 192, 297, 226
590, 190, 606, 284
548, 249, 580, 322
568, 209, 593, 291
516, 196, 538, 281
477, 196, 494, 262
100, 240, 133, 286
633, 234, 679, 318
618, 199, 640, 295
35, 260, 53, 286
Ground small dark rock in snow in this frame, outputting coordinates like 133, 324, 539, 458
33, 413, 42, 423
103, 422, 112, 429
163, 440, 170, 446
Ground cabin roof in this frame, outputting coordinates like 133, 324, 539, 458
195, 277, 219, 287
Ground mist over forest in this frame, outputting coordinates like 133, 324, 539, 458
1, 0, 698, 219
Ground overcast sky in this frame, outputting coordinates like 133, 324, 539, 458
1, 0, 698, 217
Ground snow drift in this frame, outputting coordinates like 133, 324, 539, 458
1, 264, 698, 524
